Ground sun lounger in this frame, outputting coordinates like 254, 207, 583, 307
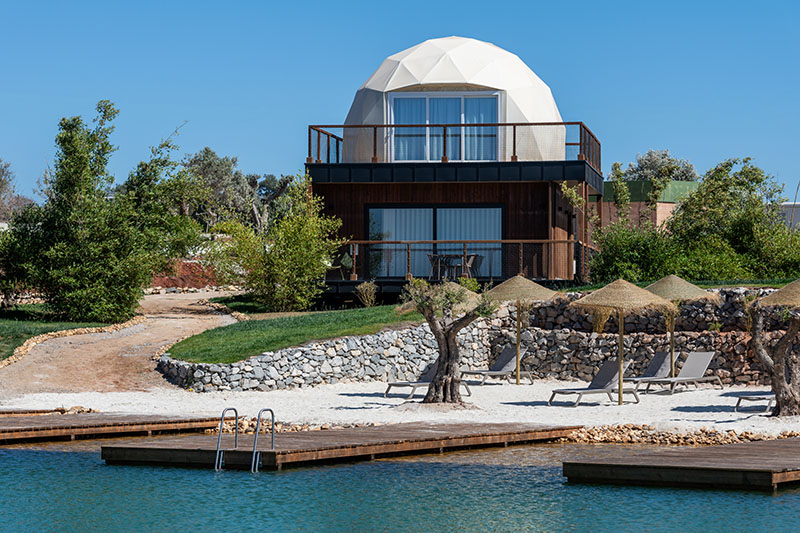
384, 360, 472, 399
642, 351, 723, 394
462, 345, 533, 385
623, 351, 670, 391
734, 391, 775, 412
548, 359, 640, 407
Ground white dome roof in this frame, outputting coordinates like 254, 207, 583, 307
343, 36, 564, 163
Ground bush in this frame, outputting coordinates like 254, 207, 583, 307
589, 221, 680, 283
209, 175, 343, 311
355, 280, 377, 308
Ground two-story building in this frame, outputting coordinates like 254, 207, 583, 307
306, 36, 603, 293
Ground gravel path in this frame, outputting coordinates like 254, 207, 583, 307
0, 293, 236, 400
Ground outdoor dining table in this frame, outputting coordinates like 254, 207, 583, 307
429, 253, 481, 279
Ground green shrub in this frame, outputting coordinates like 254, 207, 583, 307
209, 175, 343, 311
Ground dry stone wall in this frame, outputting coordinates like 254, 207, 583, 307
159, 288, 790, 393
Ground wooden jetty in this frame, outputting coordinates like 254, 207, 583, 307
102, 422, 577, 470
0, 413, 220, 444
563, 438, 800, 491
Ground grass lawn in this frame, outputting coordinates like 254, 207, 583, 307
0, 304, 105, 361
170, 305, 424, 364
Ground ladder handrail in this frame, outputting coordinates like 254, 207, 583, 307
250, 408, 275, 473
214, 407, 239, 471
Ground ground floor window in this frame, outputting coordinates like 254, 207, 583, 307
367, 206, 502, 278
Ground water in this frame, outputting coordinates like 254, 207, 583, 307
1, 444, 798, 532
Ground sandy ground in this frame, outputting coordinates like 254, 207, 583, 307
3, 380, 798, 436
0, 292, 235, 398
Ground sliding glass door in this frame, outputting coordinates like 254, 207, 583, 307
391, 93, 498, 162
368, 206, 502, 278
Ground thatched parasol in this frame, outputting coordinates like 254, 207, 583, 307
758, 278, 800, 309
572, 279, 676, 405
646, 275, 722, 377
444, 281, 481, 315
487, 276, 559, 384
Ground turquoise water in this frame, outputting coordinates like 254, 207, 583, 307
2, 447, 798, 532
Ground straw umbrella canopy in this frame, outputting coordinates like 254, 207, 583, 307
487, 276, 559, 384
646, 275, 722, 377
445, 281, 481, 315
572, 279, 676, 405
758, 278, 800, 309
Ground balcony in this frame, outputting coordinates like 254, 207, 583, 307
308, 122, 600, 170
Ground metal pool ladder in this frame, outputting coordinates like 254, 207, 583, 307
250, 408, 276, 473
214, 407, 239, 471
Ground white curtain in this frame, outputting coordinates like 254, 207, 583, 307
436, 207, 502, 277
429, 97, 461, 161
392, 98, 426, 160
369, 208, 432, 277
465, 97, 497, 161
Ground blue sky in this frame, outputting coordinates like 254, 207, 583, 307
2, 1, 798, 199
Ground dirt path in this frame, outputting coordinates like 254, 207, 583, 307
0, 293, 236, 400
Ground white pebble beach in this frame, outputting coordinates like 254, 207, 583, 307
3, 380, 798, 436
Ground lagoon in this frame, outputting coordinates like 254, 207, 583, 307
2, 444, 798, 532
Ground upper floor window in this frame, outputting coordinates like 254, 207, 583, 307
390, 93, 499, 162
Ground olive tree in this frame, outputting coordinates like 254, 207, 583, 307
402, 279, 495, 403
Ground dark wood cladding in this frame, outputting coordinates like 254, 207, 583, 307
313, 182, 568, 241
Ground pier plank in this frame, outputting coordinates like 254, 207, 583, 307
101, 422, 577, 470
0, 414, 220, 443
563, 438, 800, 491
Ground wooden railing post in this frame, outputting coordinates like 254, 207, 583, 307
511, 125, 518, 162
336, 139, 340, 163
372, 127, 378, 163
441, 126, 449, 162
326, 134, 331, 164
461, 242, 467, 277
306, 127, 313, 163
315, 129, 322, 163
405, 243, 412, 280
349, 243, 358, 281
518, 243, 524, 276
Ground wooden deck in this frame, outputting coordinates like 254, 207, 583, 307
0, 413, 221, 443
102, 422, 577, 470
563, 438, 800, 491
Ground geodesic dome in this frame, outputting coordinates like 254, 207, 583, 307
342, 36, 565, 163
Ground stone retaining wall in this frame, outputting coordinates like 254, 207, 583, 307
159, 305, 791, 392
535, 288, 783, 333
159, 321, 492, 392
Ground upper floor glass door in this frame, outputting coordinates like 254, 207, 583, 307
391, 93, 498, 162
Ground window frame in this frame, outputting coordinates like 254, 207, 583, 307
387, 91, 502, 162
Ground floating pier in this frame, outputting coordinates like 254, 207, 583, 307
101, 422, 577, 470
0, 413, 221, 444
563, 438, 800, 491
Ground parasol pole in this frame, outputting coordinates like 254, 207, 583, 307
617, 308, 624, 406
669, 314, 676, 378
516, 298, 521, 385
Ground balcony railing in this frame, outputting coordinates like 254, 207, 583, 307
307, 122, 601, 174
326, 239, 597, 283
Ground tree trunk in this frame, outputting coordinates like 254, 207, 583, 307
750, 309, 800, 416
422, 311, 478, 404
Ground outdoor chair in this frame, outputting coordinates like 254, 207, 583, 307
467, 255, 483, 278
641, 351, 723, 394
462, 345, 533, 385
548, 359, 640, 407
384, 360, 472, 399
623, 351, 670, 391
733, 391, 775, 413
